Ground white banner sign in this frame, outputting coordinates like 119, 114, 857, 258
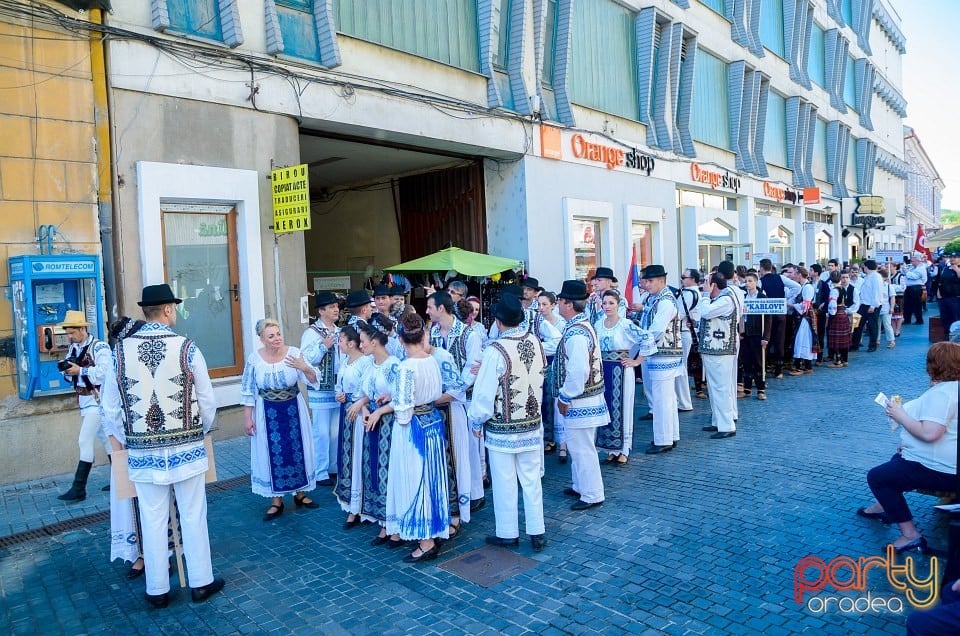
743, 298, 787, 315
875, 250, 905, 264
313, 276, 351, 291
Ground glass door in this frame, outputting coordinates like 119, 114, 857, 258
162, 205, 243, 378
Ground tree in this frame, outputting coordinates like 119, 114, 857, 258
944, 238, 960, 257
941, 209, 960, 228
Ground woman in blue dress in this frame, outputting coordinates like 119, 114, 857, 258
334, 325, 373, 530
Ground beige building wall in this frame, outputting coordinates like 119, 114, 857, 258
0, 10, 106, 483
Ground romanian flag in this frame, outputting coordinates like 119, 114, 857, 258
625, 245, 642, 307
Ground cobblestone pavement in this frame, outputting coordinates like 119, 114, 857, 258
0, 314, 949, 634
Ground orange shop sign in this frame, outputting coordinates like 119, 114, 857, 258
540, 126, 655, 176
762, 182, 822, 205
689, 163, 741, 192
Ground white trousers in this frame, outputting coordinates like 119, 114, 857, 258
641, 362, 680, 446
78, 407, 108, 463
311, 407, 340, 478
703, 355, 737, 433
880, 313, 895, 343
466, 399, 486, 500
135, 474, 213, 595
488, 449, 545, 538
565, 427, 604, 504
675, 331, 694, 411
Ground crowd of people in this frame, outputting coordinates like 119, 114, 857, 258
52, 247, 960, 616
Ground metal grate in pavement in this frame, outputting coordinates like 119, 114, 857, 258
438, 545, 539, 588
0, 475, 250, 549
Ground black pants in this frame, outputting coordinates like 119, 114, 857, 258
815, 311, 827, 361
767, 315, 786, 374
851, 304, 879, 349
740, 336, 765, 391
867, 453, 956, 524
939, 296, 960, 337
904, 286, 924, 324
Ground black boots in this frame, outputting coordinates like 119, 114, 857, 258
58, 460, 92, 502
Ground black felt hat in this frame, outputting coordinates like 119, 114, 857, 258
500, 284, 524, 299
640, 265, 667, 279
314, 291, 338, 309
138, 284, 182, 307
345, 289, 372, 308
389, 284, 406, 296
522, 277, 541, 290
557, 280, 589, 300
373, 283, 391, 297
591, 267, 618, 283
493, 294, 524, 327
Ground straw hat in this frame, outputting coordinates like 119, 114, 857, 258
60, 310, 90, 328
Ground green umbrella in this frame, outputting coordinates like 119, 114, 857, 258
384, 247, 521, 277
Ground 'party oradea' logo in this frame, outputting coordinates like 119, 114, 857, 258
794, 546, 939, 614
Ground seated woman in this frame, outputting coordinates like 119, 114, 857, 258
242, 319, 321, 521
857, 342, 960, 552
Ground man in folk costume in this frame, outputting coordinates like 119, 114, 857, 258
588, 267, 627, 324
427, 290, 487, 512
675, 268, 704, 407
345, 289, 373, 328
699, 273, 741, 439
469, 295, 548, 551
554, 280, 608, 510
100, 284, 223, 608
636, 265, 683, 454
300, 291, 341, 487
57, 310, 112, 502
372, 283, 393, 318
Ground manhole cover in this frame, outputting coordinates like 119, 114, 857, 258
438, 545, 539, 588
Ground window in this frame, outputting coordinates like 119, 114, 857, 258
843, 55, 857, 111
572, 218, 603, 282
493, 0, 514, 110
841, 0, 853, 26
691, 50, 730, 149
275, 0, 319, 62
333, 0, 480, 72
764, 91, 788, 168
769, 226, 792, 266
698, 0, 726, 15
846, 136, 857, 193
808, 24, 825, 87
760, 0, 785, 58
569, 0, 638, 121
162, 205, 243, 378
166, 0, 222, 39
542, 0, 558, 87
632, 223, 654, 271
677, 189, 738, 210
812, 117, 827, 181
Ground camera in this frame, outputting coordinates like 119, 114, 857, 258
57, 355, 81, 372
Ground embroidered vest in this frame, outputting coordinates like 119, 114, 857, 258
554, 314, 604, 398
486, 332, 546, 435
117, 331, 202, 450
640, 289, 682, 356
698, 290, 739, 356
309, 323, 337, 392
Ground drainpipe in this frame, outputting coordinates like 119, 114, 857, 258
89, 9, 119, 324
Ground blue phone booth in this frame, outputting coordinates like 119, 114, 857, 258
8, 254, 104, 399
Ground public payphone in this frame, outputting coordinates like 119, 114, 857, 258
8, 254, 104, 399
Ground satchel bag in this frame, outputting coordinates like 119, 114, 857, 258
679, 290, 703, 378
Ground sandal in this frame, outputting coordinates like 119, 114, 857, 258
544, 442, 556, 454
616, 454, 629, 466
294, 493, 319, 509
558, 448, 568, 464
448, 522, 461, 540
601, 454, 618, 465
263, 500, 284, 521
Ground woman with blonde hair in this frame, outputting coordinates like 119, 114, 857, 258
242, 318, 321, 521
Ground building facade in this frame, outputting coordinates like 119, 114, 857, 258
0, 0, 912, 481
903, 125, 944, 243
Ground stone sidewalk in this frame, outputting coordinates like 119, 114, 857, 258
0, 315, 950, 634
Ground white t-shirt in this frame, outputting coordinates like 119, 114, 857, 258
899, 381, 959, 475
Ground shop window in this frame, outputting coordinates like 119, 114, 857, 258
760, 0, 785, 58
698, 219, 734, 242
569, 0, 638, 121
333, 0, 480, 72
769, 225, 792, 265
631, 223, 654, 270
153, 0, 243, 46
162, 205, 243, 378
571, 218, 604, 283
678, 189, 738, 210
808, 24, 825, 87
764, 91, 788, 168
691, 50, 730, 150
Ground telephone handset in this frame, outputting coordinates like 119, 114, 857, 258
38, 325, 69, 354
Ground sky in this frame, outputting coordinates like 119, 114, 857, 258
893, 0, 960, 210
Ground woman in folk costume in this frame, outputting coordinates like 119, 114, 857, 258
424, 323, 473, 538
383, 313, 451, 563
536, 291, 567, 461
826, 271, 853, 368
106, 316, 148, 578
242, 319, 321, 521
356, 314, 404, 547
594, 290, 657, 466
334, 325, 373, 530
789, 266, 819, 375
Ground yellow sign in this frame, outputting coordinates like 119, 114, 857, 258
271, 164, 311, 233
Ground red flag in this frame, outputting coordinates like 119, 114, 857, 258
624, 245, 642, 307
914, 224, 932, 261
